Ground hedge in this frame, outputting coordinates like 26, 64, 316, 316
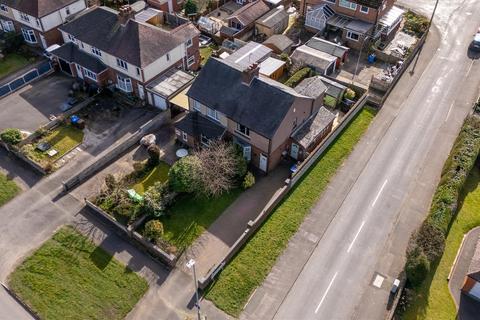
284, 67, 312, 88
405, 115, 480, 287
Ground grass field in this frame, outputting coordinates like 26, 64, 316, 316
402, 166, 480, 320
205, 106, 377, 316
9, 226, 148, 320
0, 53, 31, 78
132, 162, 170, 194
0, 172, 20, 207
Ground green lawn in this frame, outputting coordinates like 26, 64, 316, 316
200, 46, 214, 66
0, 172, 20, 207
206, 106, 377, 316
402, 166, 480, 320
9, 226, 148, 320
132, 162, 170, 194
0, 53, 31, 78
23, 124, 84, 165
160, 189, 243, 251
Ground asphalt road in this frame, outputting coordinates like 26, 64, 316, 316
271, 1, 480, 319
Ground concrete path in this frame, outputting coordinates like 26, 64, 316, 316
0, 285, 33, 320
448, 227, 480, 320
177, 165, 290, 277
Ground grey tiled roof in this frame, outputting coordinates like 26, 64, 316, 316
294, 76, 328, 99
59, 7, 194, 68
229, 0, 270, 26
175, 111, 226, 140
256, 7, 288, 29
52, 42, 108, 74
263, 34, 293, 52
291, 107, 335, 149
3, 0, 78, 17
306, 37, 349, 59
187, 58, 303, 139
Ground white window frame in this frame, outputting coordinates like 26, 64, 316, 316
182, 131, 188, 142
339, 0, 357, 10
207, 107, 220, 121
67, 34, 77, 43
0, 5, 8, 12
325, 0, 336, 3
360, 6, 369, 13
236, 123, 250, 137
192, 100, 202, 111
186, 38, 193, 48
346, 31, 360, 41
21, 28, 37, 44
91, 47, 102, 57
117, 75, 133, 93
2, 20, 14, 32
200, 134, 210, 147
82, 67, 97, 81
19, 12, 30, 22
116, 58, 128, 70
66, 6, 71, 15
187, 55, 195, 67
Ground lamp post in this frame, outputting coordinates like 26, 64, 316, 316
352, 35, 370, 84
186, 259, 201, 320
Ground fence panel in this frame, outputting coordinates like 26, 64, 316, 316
0, 85, 10, 97
23, 70, 39, 83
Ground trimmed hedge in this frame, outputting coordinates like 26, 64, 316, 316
284, 67, 312, 88
405, 115, 480, 287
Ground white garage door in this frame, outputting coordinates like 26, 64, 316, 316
153, 94, 167, 110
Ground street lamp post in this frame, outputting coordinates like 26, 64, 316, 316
186, 259, 201, 320
352, 35, 370, 84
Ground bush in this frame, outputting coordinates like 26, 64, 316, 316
403, 11, 429, 37
284, 68, 311, 88
242, 172, 255, 189
184, 0, 197, 15
343, 88, 356, 101
2, 32, 23, 53
413, 222, 445, 262
405, 245, 430, 287
144, 220, 164, 242
141, 182, 176, 217
104, 174, 117, 192
147, 144, 161, 167
1, 128, 22, 145
169, 155, 202, 193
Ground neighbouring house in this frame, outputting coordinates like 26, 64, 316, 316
294, 76, 328, 110
224, 41, 272, 69
303, 0, 404, 49
462, 236, 480, 302
306, 36, 349, 68
146, 0, 183, 13
291, 44, 337, 75
255, 6, 289, 38
175, 57, 334, 172
51, 5, 200, 103
259, 56, 285, 80
263, 33, 294, 54
220, 0, 270, 40
0, 0, 87, 49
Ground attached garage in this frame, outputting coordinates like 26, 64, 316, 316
146, 68, 194, 111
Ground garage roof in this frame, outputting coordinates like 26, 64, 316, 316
147, 68, 194, 98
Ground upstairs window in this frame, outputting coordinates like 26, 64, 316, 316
0, 5, 8, 12
67, 34, 76, 43
66, 7, 71, 15
166, 53, 170, 61
236, 123, 250, 137
20, 12, 30, 22
207, 107, 220, 121
186, 38, 193, 48
116, 58, 128, 70
91, 47, 102, 57
339, 0, 357, 10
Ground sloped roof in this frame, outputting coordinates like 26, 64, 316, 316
294, 76, 328, 99
3, 0, 79, 17
256, 7, 288, 28
291, 45, 337, 71
306, 37, 349, 59
59, 6, 194, 68
187, 58, 307, 139
229, 0, 270, 26
51, 42, 108, 74
224, 41, 272, 70
175, 111, 226, 140
263, 34, 293, 52
292, 107, 335, 149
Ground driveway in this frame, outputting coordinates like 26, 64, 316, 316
0, 72, 73, 133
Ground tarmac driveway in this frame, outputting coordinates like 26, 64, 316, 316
0, 72, 73, 133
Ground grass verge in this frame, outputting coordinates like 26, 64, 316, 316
401, 166, 480, 320
205, 106, 377, 316
0, 53, 31, 78
9, 226, 148, 320
132, 162, 170, 194
0, 172, 20, 207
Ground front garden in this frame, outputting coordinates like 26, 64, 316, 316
8, 226, 148, 320
92, 141, 252, 256
0, 172, 20, 207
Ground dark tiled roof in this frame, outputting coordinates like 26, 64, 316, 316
291, 107, 335, 149
3, 0, 79, 17
52, 42, 108, 74
256, 7, 288, 29
220, 25, 238, 37
229, 1, 270, 26
306, 37, 349, 59
187, 58, 302, 139
175, 112, 226, 140
263, 34, 293, 52
294, 76, 328, 99
59, 7, 194, 68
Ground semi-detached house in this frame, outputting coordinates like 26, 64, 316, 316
51, 5, 200, 105
0, 0, 87, 48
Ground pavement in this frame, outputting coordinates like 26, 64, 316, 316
241, 0, 480, 319
0, 286, 33, 320
448, 227, 480, 320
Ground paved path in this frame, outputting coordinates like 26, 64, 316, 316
242, 1, 480, 319
0, 286, 33, 320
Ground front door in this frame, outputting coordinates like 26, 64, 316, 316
259, 154, 268, 172
243, 145, 251, 161
76, 64, 84, 79
290, 143, 299, 160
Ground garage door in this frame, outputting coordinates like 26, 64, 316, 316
153, 94, 167, 110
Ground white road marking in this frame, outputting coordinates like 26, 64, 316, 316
371, 179, 388, 208
466, 60, 474, 78
445, 102, 454, 122
347, 220, 366, 253
373, 275, 384, 288
315, 272, 338, 314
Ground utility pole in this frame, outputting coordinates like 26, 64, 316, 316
410, 0, 440, 74
186, 259, 201, 320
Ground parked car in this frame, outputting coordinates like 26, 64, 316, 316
43, 44, 61, 60
471, 28, 480, 51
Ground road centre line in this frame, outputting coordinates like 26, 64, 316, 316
371, 179, 388, 208
347, 220, 366, 253
315, 272, 338, 314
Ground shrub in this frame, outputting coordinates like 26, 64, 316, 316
147, 144, 161, 167
1, 128, 22, 145
2, 32, 23, 53
141, 182, 176, 217
169, 155, 202, 193
402, 11, 429, 37
343, 88, 356, 101
104, 174, 117, 192
284, 68, 311, 88
405, 245, 430, 287
184, 0, 197, 15
144, 220, 164, 242
414, 222, 445, 262
242, 172, 255, 189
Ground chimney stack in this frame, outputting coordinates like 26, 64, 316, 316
118, 5, 134, 25
241, 63, 259, 86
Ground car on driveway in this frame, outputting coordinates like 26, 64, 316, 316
471, 28, 480, 51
